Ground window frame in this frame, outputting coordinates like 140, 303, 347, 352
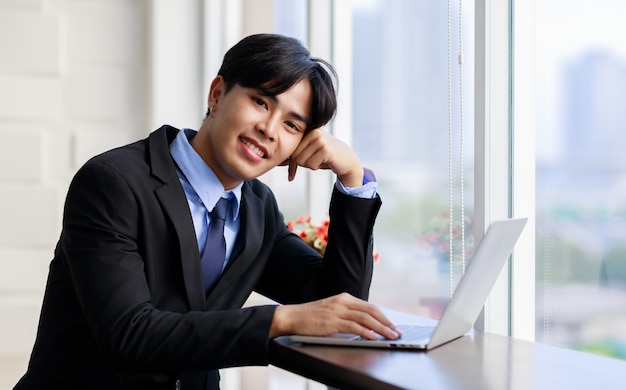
475, 0, 536, 340
510, 0, 536, 342
473, 0, 510, 336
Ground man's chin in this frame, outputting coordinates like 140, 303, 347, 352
234, 165, 273, 182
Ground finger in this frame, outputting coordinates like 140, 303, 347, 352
376, 324, 402, 340
343, 314, 401, 340
288, 157, 298, 181
293, 141, 327, 171
287, 133, 327, 179
337, 295, 401, 340
359, 313, 402, 340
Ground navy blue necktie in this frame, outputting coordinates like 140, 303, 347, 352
201, 197, 229, 293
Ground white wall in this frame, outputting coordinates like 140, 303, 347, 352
0, 0, 148, 386
0, 1, 322, 388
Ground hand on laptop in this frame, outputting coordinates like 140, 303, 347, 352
269, 292, 401, 340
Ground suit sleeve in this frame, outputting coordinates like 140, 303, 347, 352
256, 188, 382, 303
322, 189, 382, 299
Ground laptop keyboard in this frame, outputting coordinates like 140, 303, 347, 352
395, 325, 435, 341
357, 324, 435, 341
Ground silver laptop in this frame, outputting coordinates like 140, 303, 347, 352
289, 218, 527, 350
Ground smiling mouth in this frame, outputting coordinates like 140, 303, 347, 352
240, 137, 267, 159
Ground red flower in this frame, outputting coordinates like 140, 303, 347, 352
286, 216, 380, 261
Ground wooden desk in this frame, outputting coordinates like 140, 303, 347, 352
269, 310, 626, 390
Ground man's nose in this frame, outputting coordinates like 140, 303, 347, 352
257, 117, 278, 141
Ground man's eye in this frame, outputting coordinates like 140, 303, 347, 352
285, 121, 301, 132
253, 97, 267, 108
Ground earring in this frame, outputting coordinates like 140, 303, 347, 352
205, 106, 214, 119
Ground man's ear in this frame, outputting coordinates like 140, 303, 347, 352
208, 76, 225, 109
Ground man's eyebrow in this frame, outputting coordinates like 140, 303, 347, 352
290, 111, 311, 128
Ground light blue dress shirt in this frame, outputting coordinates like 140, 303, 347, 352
169, 129, 377, 267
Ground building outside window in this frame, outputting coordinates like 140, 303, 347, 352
534, 0, 626, 359
346, 0, 475, 318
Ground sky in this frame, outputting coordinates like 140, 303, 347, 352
535, 0, 626, 160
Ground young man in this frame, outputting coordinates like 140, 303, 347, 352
15, 34, 399, 390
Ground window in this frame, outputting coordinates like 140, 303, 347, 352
345, 0, 475, 318
534, 0, 626, 359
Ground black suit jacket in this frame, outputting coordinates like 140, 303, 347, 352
15, 125, 382, 390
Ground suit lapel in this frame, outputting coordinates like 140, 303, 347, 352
149, 127, 207, 310
155, 184, 206, 310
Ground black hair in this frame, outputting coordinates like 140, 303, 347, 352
216, 33, 338, 131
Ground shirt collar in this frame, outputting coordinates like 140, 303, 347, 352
170, 128, 242, 219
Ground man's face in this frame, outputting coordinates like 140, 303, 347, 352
192, 76, 312, 189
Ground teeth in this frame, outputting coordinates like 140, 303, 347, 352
242, 138, 265, 158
